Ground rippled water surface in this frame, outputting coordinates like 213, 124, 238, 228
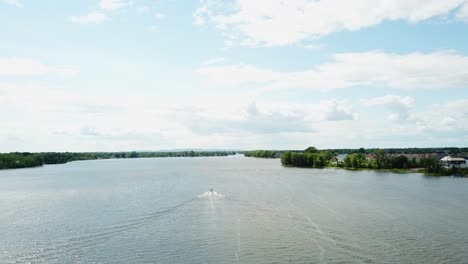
1, 156, 468, 263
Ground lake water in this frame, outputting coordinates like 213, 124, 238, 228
1, 156, 468, 263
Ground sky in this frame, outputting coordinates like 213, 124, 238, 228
1, 0, 468, 152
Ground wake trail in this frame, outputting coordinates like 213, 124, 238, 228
273, 175, 376, 262
271, 175, 336, 247
234, 217, 241, 264
271, 175, 327, 262
8, 198, 196, 263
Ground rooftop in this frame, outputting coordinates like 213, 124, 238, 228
440, 156, 466, 161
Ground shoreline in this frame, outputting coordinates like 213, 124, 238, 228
284, 164, 467, 177
0, 152, 238, 171
249, 156, 467, 177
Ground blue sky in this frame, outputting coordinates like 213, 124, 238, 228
1, 0, 468, 152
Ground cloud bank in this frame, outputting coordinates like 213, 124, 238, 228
195, 0, 468, 46
0, 58, 77, 76
198, 50, 468, 91
69, 11, 109, 24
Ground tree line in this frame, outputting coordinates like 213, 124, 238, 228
0, 151, 236, 170
244, 147, 468, 159
243, 150, 280, 158
280, 148, 335, 168
322, 147, 468, 155
341, 152, 466, 175
277, 146, 467, 176
0, 153, 43, 169
279, 147, 439, 169
342, 151, 421, 169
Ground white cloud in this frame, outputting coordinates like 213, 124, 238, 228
456, 2, 468, 21
194, 0, 220, 25
100, 0, 132, 11
136, 6, 150, 14
154, 12, 165, 19
202, 57, 226, 65
303, 44, 324, 50
361, 95, 415, 108
69, 11, 109, 24
81, 126, 105, 137
149, 25, 159, 32
1, 81, 467, 151
362, 95, 415, 121
195, 0, 468, 46
321, 100, 357, 121
197, 64, 282, 87
3, 0, 22, 7
183, 106, 311, 134
177, 99, 358, 136
172, 101, 302, 134
0, 82, 76, 111
0, 58, 77, 76
387, 113, 402, 122
198, 50, 468, 91
409, 99, 468, 132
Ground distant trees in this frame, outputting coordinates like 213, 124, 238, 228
343, 153, 367, 168
0, 151, 237, 170
342, 151, 415, 170
304, 146, 318, 153
244, 150, 279, 158
388, 155, 410, 169
280, 147, 335, 168
280, 151, 292, 165
0, 153, 43, 169
279, 146, 468, 177
320, 147, 467, 155
367, 149, 385, 169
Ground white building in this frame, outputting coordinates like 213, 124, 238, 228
440, 156, 467, 169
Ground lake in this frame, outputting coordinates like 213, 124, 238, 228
1, 156, 468, 263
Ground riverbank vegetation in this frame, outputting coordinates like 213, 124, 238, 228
341, 150, 421, 170
280, 148, 334, 168
0, 153, 43, 169
276, 147, 467, 176
320, 147, 468, 155
243, 150, 280, 158
0, 151, 236, 170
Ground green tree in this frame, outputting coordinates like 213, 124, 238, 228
344, 153, 367, 168
281, 151, 292, 165
372, 149, 386, 169
304, 146, 318, 153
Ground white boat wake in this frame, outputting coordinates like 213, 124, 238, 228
197, 190, 224, 199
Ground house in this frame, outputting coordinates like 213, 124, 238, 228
366, 154, 377, 161
440, 156, 467, 169
336, 154, 348, 162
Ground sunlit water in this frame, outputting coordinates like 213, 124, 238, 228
1, 156, 468, 263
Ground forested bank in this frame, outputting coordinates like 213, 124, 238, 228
0, 151, 236, 170
3, 147, 467, 176
0, 153, 43, 169
243, 150, 281, 158
279, 147, 467, 176
245, 147, 467, 158
322, 147, 468, 155
244, 146, 467, 176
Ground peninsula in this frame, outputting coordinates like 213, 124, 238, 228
245, 147, 468, 176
